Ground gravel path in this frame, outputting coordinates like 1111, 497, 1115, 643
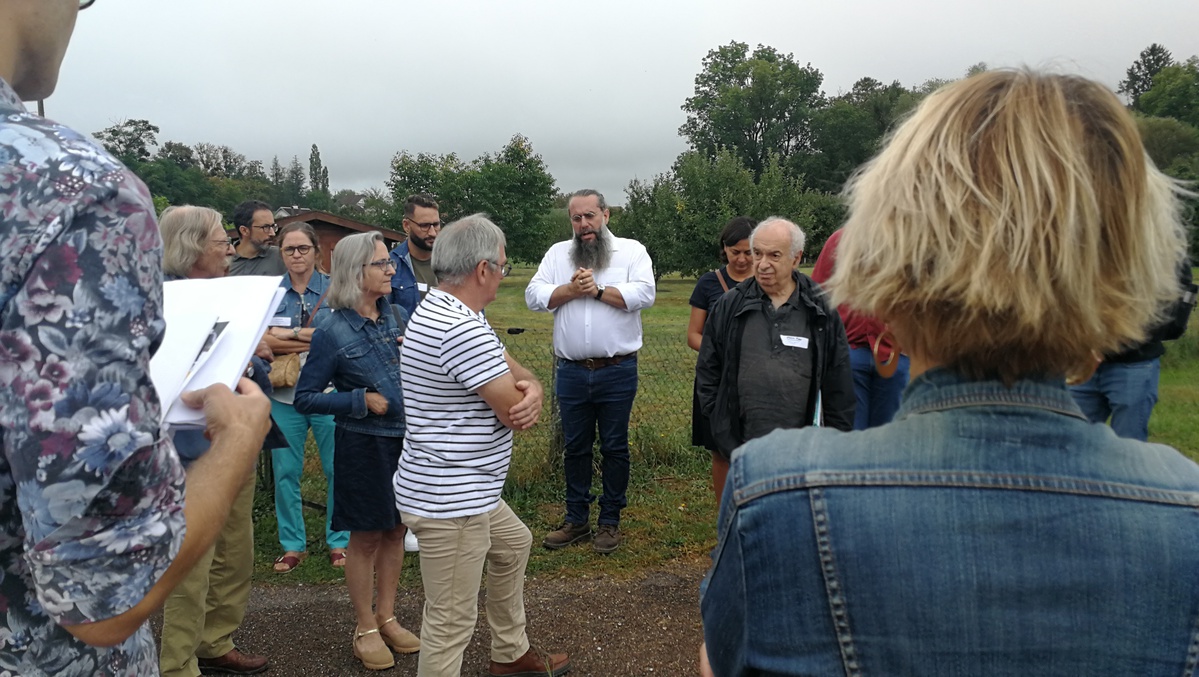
156, 561, 708, 676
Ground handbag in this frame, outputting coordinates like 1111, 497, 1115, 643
269, 288, 327, 389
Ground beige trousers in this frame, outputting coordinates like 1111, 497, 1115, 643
159, 480, 255, 677
402, 499, 533, 677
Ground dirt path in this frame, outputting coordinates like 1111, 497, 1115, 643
159, 561, 708, 676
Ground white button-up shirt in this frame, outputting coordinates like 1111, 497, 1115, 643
525, 233, 656, 361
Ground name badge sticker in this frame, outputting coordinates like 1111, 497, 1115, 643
417, 282, 429, 292
269, 317, 292, 327
780, 335, 809, 349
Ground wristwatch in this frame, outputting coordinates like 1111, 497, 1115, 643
291, 327, 301, 340
594, 284, 605, 300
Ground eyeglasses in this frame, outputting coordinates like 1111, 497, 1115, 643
570, 211, 602, 223
405, 219, 442, 231
79, 0, 95, 9
253, 223, 279, 232
490, 261, 512, 278
365, 259, 397, 271
212, 237, 234, 247
282, 245, 313, 256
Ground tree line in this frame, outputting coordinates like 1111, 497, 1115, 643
95, 41, 1199, 273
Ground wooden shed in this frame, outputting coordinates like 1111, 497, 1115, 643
275, 209, 404, 272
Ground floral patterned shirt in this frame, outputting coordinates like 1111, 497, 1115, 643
0, 79, 185, 675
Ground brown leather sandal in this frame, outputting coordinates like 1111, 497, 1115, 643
272, 551, 306, 573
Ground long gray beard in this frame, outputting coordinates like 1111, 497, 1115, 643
570, 230, 612, 270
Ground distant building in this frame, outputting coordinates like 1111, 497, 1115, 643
275, 208, 404, 272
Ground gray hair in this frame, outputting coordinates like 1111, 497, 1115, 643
433, 213, 506, 286
751, 216, 806, 259
161, 205, 224, 277
326, 231, 383, 309
568, 188, 608, 211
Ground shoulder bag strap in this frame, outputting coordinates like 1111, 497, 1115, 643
715, 268, 730, 293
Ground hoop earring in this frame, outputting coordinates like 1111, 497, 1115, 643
872, 330, 900, 379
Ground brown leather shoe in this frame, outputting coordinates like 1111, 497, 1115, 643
489, 646, 571, 676
593, 524, 621, 554
197, 648, 269, 675
543, 522, 591, 550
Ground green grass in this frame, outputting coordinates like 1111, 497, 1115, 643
252, 265, 1199, 583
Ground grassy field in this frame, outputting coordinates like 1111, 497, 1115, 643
252, 266, 1199, 585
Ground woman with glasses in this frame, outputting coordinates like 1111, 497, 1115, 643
294, 232, 418, 670
262, 223, 348, 573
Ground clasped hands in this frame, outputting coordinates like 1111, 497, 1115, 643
569, 267, 600, 300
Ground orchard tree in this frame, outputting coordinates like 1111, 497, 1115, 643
679, 41, 825, 179
1120, 43, 1175, 108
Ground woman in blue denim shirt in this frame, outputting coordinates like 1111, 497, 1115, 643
294, 232, 419, 669
262, 223, 349, 573
700, 70, 1199, 676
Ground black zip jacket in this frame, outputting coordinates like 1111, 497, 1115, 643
696, 272, 855, 457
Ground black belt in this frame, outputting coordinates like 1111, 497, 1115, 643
561, 351, 637, 370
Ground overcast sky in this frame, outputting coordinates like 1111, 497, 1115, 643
46, 0, 1199, 205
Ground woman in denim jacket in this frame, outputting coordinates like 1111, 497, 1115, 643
295, 232, 419, 669
700, 70, 1199, 676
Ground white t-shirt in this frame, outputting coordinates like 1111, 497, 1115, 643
394, 289, 512, 519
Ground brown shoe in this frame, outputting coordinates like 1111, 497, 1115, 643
593, 524, 621, 554
543, 522, 591, 550
489, 646, 571, 676
197, 648, 269, 675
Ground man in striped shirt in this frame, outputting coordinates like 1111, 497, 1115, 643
395, 214, 571, 677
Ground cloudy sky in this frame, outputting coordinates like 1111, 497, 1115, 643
47, 0, 1199, 205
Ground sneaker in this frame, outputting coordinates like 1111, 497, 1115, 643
542, 522, 591, 550
489, 646, 571, 676
404, 530, 419, 552
593, 524, 621, 554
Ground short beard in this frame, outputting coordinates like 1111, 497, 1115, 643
570, 228, 611, 270
409, 234, 433, 252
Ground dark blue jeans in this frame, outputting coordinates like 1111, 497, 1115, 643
849, 346, 910, 430
1069, 358, 1160, 441
556, 357, 638, 526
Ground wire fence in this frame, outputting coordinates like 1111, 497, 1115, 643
257, 322, 701, 497
492, 322, 699, 486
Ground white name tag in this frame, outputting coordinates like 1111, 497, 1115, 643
269, 317, 292, 327
780, 334, 809, 349
417, 282, 429, 292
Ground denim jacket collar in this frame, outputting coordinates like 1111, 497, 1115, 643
340, 297, 391, 332
277, 270, 329, 296
897, 367, 1088, 421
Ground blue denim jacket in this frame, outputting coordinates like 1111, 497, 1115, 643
386, 240, 419, 319
275, 271, 333, 330
701, 368, 1199, 676
293, 298, 407, 437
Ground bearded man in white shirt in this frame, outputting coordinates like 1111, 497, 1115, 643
525, 189, 656, 554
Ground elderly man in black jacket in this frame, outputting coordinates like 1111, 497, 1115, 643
696, 217, 855, 466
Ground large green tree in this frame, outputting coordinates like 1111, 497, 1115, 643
1138, 59, 1199, 128
384, 135, 557, 261
616, 150, 843, 278
679, 41, 825, 180
1120, 43, 1175, 109
94, 119, 160, 166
